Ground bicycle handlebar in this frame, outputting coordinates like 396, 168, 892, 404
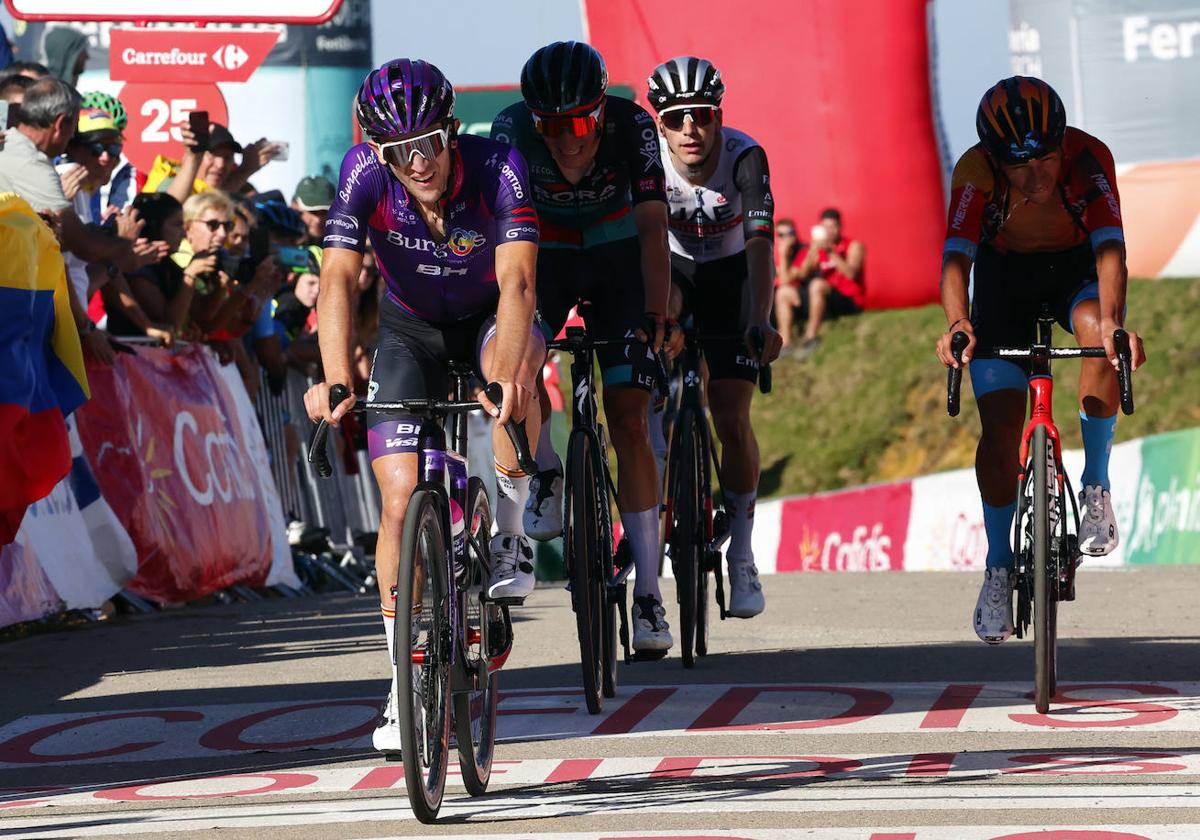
308, 382, 538, 478
945, 329, 1135, 417
546, 327, 670, 395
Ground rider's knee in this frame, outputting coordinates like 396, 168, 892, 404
606, 398, 650, 445
379, 481, 417, 529
712, 406, 752, 444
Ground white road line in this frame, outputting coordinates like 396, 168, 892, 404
348, 832, 1200, 840
3, 785, 1200, 836
2, 681, 1197, 767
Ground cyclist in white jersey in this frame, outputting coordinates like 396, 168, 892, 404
647, 56, 783, 618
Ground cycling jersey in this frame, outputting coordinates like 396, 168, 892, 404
490, 95, 666, 248
944, 127, 1123, 260
323, 134, 538, 324
661, 127, 773, 263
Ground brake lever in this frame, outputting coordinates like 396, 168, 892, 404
484, 382, 539, 475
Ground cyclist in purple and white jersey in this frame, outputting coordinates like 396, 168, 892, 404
304, 59, 545, 757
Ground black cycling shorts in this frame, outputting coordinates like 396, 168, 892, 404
968, 242, 1100, 395
365, 299, 493, 456
536, 236, 658, 392
672, 251, 760, 384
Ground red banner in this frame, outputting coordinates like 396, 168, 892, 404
117, 82, 229, 175
775, 481, 913, 573
109, 29, 280, 84
74, 347, 273, 603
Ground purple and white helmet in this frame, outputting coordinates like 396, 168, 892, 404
356, 59, 455, 141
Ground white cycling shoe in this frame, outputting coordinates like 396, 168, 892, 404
372, 684, 402, 756
632, 594, 673, 652
1079, 484, 1118, 556
487, 533, 535, 602
973, 567, 1014, 645
523, 461, 564, 541
726, 556, 765, 618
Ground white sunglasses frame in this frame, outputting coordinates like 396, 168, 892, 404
376, 126, 451, 166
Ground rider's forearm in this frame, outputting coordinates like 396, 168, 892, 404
316, 264, 357, 387
940, 252, 972, 325
746, 238, 774, 324
635, 202, 671, 316
1095, 242, 1128, 326
492, 242, 537, 383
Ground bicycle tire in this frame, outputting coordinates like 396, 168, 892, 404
1031, 425, 1057, 714
454, 477, 497, 797
396, 489, 452, 823
695, 421, 714, 658
673, 410, 701, 669
565, 432, 605, 714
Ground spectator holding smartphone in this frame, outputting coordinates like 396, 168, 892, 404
143, 113, 285, 204
789, 207, 866, 360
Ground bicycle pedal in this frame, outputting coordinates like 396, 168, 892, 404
382, 751, 403, 763
629, 649, 669, 662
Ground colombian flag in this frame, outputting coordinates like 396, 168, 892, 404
0, 193, 89, 543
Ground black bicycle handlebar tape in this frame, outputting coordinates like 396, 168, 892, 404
1113, 328, 1135, 415
483, 382, 540, 476
947, 331, 970, 417
749, 327, 772, 394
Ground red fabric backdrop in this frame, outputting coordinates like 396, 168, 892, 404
585, 0, 944, 308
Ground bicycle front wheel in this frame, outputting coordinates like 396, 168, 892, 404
454, 477, 498, 797
396, 490, 452, 823
672, 410, 703, 669
1031, 424, 1058, 714
565, 432, 606, 714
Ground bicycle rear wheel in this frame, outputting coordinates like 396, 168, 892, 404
672, 410, 703, 669
565, 432, 605, 714
454, 477, 498, 797
1031, 424, 1058, 714
396, 490, 452, 823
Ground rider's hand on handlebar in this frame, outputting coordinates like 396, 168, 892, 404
634, 312, 667, 353
1101, 318, 1146, 372
304, 381, 355, 426
746, 321, 783, 365
477, 378, 529, 427
936, 319, 976, 368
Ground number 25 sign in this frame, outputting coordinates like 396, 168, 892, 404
117, 83, 228, 174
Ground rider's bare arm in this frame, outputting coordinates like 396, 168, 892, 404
316, 246, 362, 392
488, 239, 538, 424
938, 251, 974, 366
635, 200, 671, 324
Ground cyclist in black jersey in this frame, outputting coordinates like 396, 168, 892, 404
647, 56, 782, 618
490, 41, 679, 653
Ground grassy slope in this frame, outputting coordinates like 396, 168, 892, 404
752, 277, 1200, 499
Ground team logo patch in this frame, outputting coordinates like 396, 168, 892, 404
448, 228, 486, 256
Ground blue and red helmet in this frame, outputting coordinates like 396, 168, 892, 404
356, 59, 456, 141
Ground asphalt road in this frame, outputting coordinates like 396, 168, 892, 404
1, 567, 1198, 839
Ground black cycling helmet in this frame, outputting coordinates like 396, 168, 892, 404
975, 76, 1066, 165
646, 56, 725, 112
521, 41, 607, 114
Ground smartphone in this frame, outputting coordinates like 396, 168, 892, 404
188, 110, 210, 151
810, 223, 827, 244
7, 102, 20, 129
276, 245, 315, 274
270, 140, 290, 162
0, 101, 8, 130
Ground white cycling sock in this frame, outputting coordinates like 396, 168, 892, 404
494, 461, 530, 533
535, 415, 558, 472
381, 604, 395, 663
624, 506, 662, 600
725, 490, 756, 563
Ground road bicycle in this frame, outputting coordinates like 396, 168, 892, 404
308, 369, 535, 822
947, 310, 1133, 713
545, 326, 667, 714
663, 328, 771, 668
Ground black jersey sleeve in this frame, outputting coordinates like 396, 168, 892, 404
618, 98, 667, 205
732, 144, 774, 242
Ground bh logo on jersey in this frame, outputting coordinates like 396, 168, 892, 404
448, 228, 486, 257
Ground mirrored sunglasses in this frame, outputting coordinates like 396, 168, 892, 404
377, 127, 450, 167
531, 102, 603, 137
659, 105, 716, 132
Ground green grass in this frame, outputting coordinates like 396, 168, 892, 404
752, 276, 1200, 498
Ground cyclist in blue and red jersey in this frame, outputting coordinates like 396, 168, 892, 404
304, 59, 546, 755
490, 41, 677, 653
934, 76, 1146, 644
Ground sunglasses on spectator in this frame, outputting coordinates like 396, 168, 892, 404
193, 219, 232, 232
77, 140, 123, 158
377, 126, 450, 167
659, 105, 716, 132
531, 101, 604, 137
777, 228, 796, 237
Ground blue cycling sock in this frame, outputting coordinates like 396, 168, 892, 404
1079, 410, 1116, 490
983, 501, 1017, 570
